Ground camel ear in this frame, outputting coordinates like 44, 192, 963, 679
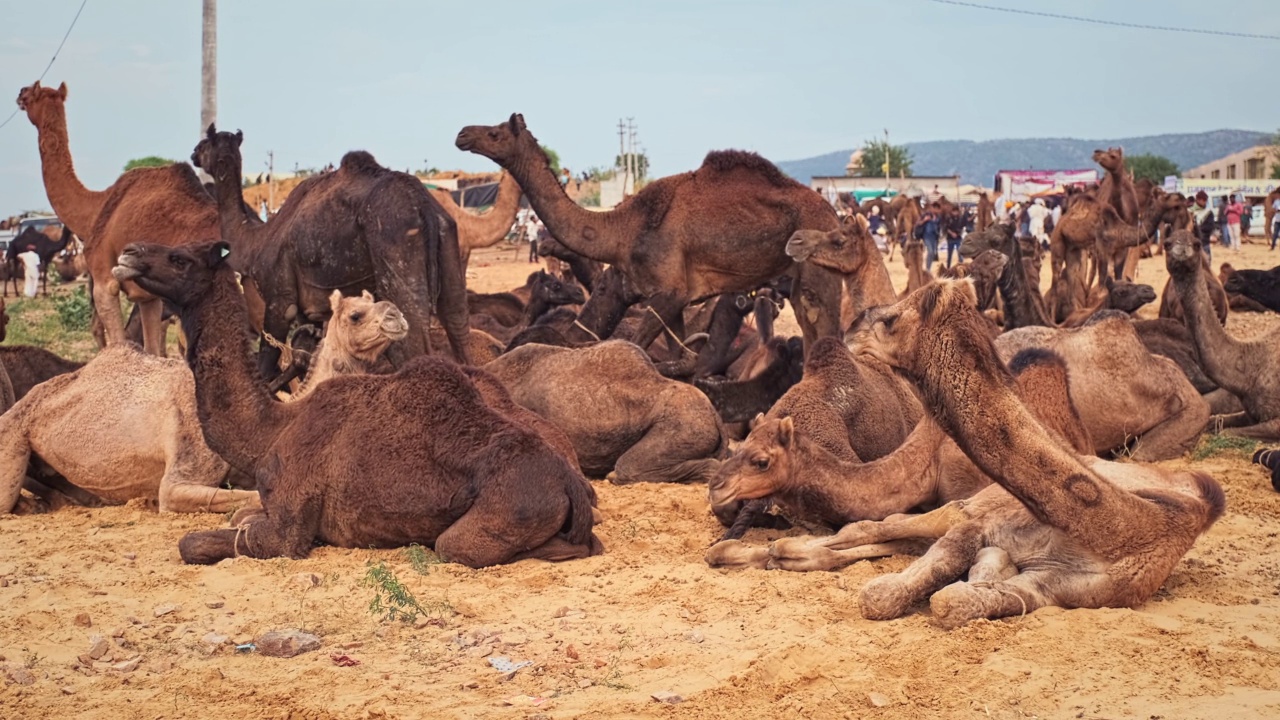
209, 241, 231, 267
206, 123, 216, 139
361, 289, 374, 302
508, 113, 526, 134
234, 130, 243, 146
57, 82, 67, 100
329, 290, 343, 314
777, 416, 794, 449
32, 80, 40, 90
749, 413, 765, 430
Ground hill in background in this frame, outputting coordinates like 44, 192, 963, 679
776, 129, 1271, 185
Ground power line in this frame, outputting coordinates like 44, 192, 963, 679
926, 0, 1280, 41
0, 0, 91, 131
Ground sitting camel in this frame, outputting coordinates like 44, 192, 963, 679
993, 313, 1207, 461
717, 281, 1225, 628
1166, 230, 1280, 439
0, 346, 84, 400
468, 271, 586, 345
484, 340, 724, 485
278, 290, 408, 401
114, 241, 600, 567
1220, 264, 1280, 313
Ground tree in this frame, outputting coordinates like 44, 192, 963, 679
1270, 129, 1280, 180
851, 139, 912, 178
615, 153, 650, 181
1126, 154, 1179, 184
123, 156, 177, 172
540, 145, 561, 175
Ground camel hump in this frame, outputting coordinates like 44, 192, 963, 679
339, 151, 383, 175
700, 150, 791, 188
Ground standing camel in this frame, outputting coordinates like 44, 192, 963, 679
17, 81, 219, 354
456, 114, 846, 354
426, 173, 524, 276
191, 126, 471, 371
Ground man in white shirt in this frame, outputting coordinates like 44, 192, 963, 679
1027, 198, 1050, 244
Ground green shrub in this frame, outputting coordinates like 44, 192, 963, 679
53, 286, 93, 332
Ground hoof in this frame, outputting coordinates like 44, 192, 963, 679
859, 575, 912, 621
705, 539, 770, 570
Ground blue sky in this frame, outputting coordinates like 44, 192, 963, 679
2, 0, 1278, 211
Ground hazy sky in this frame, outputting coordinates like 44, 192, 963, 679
2, 0, 1278, 211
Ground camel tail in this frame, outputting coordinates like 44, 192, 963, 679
1190, 471, 1226, 527
562, 475, 595, 547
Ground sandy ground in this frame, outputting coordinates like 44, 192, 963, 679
3, 237, 1280, 719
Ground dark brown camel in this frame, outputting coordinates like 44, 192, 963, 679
191, 125, 471, 375
4, 224, 70, 297
113, 241, 599, 567
1220, 264, 1280, 313
467, 271, 586, 345
0, 346, 84, 400
456, 114, 845, 353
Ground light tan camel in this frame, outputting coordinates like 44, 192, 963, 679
286, 291, 407, 401
718, 281, 1225, 628
17, 81, 219, 354
426, 173, 524, 275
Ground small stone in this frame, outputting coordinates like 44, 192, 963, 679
73, 613, 92, 628
565, 644, 579, 661
593, 658, 607, 669
87, 635, 110, 660
553, 606, 571, 618
5, 666, 36, 686
111, 657, 141, 673
205, 600, 224, 610
651, 691, 683, 704
0, 578, 8, 587
578, 678, 593, 688
461, 680, 479, 689
60, 686, 75, 695
126, 617, 142, 626
256, 629, 321, 658
122, 552, 137, 561
290, 572, 322, 590
686, 630, 705, 644
202, 632, 228, 647
867, 692, 891, 708
153, 604, 180, 618
466, 645, 494, 658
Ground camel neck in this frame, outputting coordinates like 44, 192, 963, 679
508, 147, 628, 266
209, 162, 269, 273
1171, 260, 1253, 393
181, 268, 293, 473
33, 107, 107, 236
450, 173, 524, 251
846, 234, 897, 315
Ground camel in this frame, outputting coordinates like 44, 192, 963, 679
114, 240, 600, 567
467, 271, 586, 345
484, 341, 724, 485
191, 125, 471, 375
4, 224, 70, 297
456, 114, 846, 352
1220, 264, 1280, 313
1165, 229, 1280, 439
975, 192, 993, 232
900, 237, 933, 296
694, 336, 805, 426
782, 214, 898, 334
993, 312, 1208, 460
285, 291, 408, 401
0, 346, 84, 400
1094, 147, 1146, 281
719, 281, 1225, 628
17, 81, 220, 354
1158, 251, 1229, 326
705, 346, 1095, 566
426, 173, 524, 275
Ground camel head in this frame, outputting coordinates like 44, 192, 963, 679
191, 124, 244, 184
707, 414, 797, 509
855, 280, 982, 378
113, 241, 230, 308
530, 270, 587, 306
1103, 278, 1157, 314
785, 215, 872, 274
455, 113, 538, 168
958, 221, 1013, 260
1221, 271, 1247, 296
1092, 147, 1124, 172
15, 80, 67, 127
325, 290, 408, 363
970, 248, 1009, 283
1163, 230, 1203, 281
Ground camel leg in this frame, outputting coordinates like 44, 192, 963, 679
433, 492, 573, 568
1128, 387, 1210, 462
92, 279, 127, 347
965, 546, 1017, 583
138, 298, 166, 356
23, 472, 104, 508
21, 476, 86, 512
859, 521, 984, 621
158, 482, 260, 514
508, 534, 602, 563
607, 413, 721, 485
0, 424, 32, 513
1219, 417, 1280, 442
929, 570, 1059, 629
1204, 389, 1244, 416
790, 502, 970, 553
179, 493, 320, 564
704, 539, 772, 570
766, 539, 921, 573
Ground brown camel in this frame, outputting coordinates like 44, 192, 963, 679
782, 214, 898, 333
705, 346, 1095, 569
1165, 229, 1280, 439
426, 173, 524, 275
0, 346, 84, 401
484, 341, 724, 485
456, 114, 845, 352
191, 125, 471, 375
17, 81, 219, 354
994, 312, 1206, 461
975, 192, 993, 232
707, 336, 922, 528
731, 281, 1224, 627
900, 236, 933, 296
467, 271, 586, 345
1094, 148, 1146, 281
0, 347, 258, 515
114, 240, 600, 567
1158, 251, 1229, 325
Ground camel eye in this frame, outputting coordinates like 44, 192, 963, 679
349, 312, 364, 323
169, 254, 189, 268
751, 457, 770, 470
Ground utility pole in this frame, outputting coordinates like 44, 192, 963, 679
883, 128, 890, 193
627, 117, 637, 194
200, 0, 217, 181
266, 150, 275, 214
617, 119, 628, 194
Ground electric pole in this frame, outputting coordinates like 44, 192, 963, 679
266, 150, 275, 214
883, 128, 890, 192
617, 119, 628, 194
200, 0, 217, 181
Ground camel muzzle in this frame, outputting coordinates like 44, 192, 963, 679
784, 238, 815, 263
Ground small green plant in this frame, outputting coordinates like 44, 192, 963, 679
593, 632, 634, 690
1192, 434, 1258, 461
403, 544, 441, 575
361, 561, 450, 623
52, 285, 93, 332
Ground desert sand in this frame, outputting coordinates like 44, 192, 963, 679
2, 236, 1279, 719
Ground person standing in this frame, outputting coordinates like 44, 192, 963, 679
18, 242, 40, 298
921, 206, 941, 270
1271, 194, 1280, 250
1027, 198, 1050, 245
1226, 195, 1244, 251
525, 213, 541, 263
1191, 191, 1215, 262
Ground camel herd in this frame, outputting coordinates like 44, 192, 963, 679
3, 79, 1279, 629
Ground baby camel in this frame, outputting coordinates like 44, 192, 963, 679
726, 281, 1225, 628
287, 290, 408, 401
